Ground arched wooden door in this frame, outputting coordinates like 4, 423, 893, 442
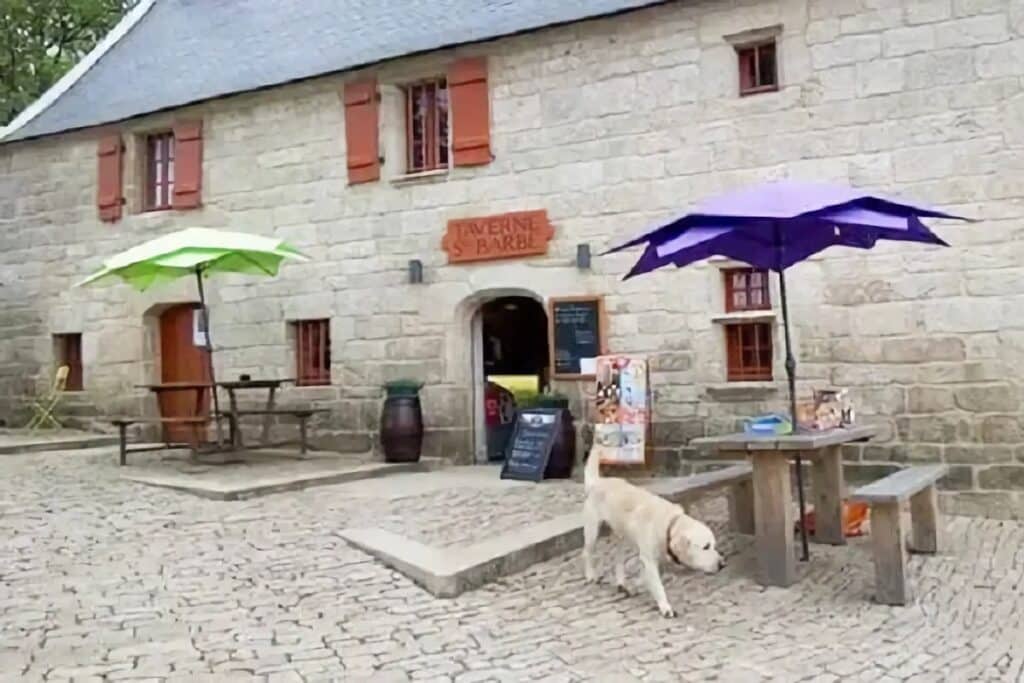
159, 304, 211, 443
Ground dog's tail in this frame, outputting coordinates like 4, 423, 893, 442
584, 446, 600, 490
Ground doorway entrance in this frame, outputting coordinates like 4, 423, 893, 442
158, 303, 211, 443
474, 295, 550, 462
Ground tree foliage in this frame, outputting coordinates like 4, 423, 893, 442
1, 0, 137, 125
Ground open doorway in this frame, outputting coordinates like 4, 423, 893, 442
476, 295, 550, 462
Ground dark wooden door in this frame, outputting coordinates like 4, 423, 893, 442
159, 304, 211, 442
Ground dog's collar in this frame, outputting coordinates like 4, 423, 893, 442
666, 514, 683, 565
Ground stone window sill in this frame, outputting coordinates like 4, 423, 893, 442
710, 310, 777, 325
390, 168, 449, 186
705, 382, 779, 402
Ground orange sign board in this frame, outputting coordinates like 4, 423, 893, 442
441, 210, 554, 264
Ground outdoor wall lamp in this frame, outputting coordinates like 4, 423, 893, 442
576, 243, 592, 270
408, 259, 424, 284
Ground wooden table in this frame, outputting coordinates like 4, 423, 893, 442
692, 425, 877, 588
217, 378, 295, 447
136, 381, 220, 446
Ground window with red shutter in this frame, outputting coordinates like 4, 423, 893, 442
144, 132, 175, 211
294, 320, 331, 386
172, 120, 203, 209
96, 134, 124, 222
405, 79, 449, 173
722, 268, 773, 381
54, 333, 84, 391
736, 40, 778, 96
343, 80, 380, 184
447, 57, 491, 167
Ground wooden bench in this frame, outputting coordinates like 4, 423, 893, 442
851, 464, 948, 605
223, 408, 325, 454
110, 416, 211, 466
645, 463, 755, 534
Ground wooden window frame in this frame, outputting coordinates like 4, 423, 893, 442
54, 333, 83, 391
294, 320, 331, 387
405, 78, 449, 174
724, 268, 771, 313
144, 131, 175, 211
726, 323, 773, 382
736, 40, 779, 96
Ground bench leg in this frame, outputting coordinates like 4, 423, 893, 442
728, 479, 755, 535
812, 445, 846, 546
909, 484, 940, 554
298, 416, 308, 455
752, 451, 796, 588
870, 501, 910, 605
118, 424, 128, 466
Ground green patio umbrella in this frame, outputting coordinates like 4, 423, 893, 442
76, 227, 310, 443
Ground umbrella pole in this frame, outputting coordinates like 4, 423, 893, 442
778, 267, 810, 562
194, 267, 224, 447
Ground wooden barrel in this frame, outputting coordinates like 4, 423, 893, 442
380, 395, 424, 462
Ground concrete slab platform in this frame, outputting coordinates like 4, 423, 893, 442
0, 428, 119, 455
339, 474, 731, 597
121, 450, 443, 500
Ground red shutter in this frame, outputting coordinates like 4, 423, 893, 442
343, 80, 380, 184
172, 120, 203, 209
448, 57, 492, 166
96, 134, 123, 222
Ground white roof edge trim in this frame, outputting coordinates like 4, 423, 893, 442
0, 0, 158, 142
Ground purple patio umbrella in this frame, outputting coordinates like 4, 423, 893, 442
607, 180, 968, 560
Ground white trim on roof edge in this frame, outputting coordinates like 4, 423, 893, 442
0, 0, 157, 142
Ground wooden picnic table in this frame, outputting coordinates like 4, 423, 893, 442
135, 381, 223, 447
692, 424, 877, 588
217, 378, 296, 447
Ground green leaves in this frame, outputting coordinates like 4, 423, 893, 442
1, 0, 137, 125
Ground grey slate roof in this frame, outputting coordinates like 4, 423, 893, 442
4, 0, 670, 143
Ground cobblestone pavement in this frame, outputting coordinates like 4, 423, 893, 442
3, 449, 1024, 682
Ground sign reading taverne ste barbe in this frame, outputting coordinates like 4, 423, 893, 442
441, 210, 554, 264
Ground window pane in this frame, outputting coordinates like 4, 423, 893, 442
758, 43, 777, 87
438, 82, 449, 166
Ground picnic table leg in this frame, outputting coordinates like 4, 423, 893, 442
118, 423, 127, 466
811, 445, 846, 545
261, 386, 277, 446
298, 414, 308, 455
228, 388, 243, 448
752, 451, 796, 587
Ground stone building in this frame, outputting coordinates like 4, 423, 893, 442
1, 0, 1022, 517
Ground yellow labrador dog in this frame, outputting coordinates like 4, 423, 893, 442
582, 449, 724, 617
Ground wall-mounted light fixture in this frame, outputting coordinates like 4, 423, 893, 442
576, 243, 592, 270
408, 259, 424, 284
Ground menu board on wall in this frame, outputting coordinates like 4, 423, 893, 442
549, 296, 606, 379
592, 355, 650, 466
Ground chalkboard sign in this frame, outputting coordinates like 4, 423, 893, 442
549, 297, 606, 378
500, 408, 562, 482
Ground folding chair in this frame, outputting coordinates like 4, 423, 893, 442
27, 365, 70, 432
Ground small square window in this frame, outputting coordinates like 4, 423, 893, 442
54, 333, 83, 391
737, 40, 778, 96
724, 268, 771, 312
406, 79, 449, 173
294, 320, 331, 386
726, 323, 773, 382
145, 132, 175, 211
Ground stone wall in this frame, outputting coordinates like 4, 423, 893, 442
1, 0, 1023, 516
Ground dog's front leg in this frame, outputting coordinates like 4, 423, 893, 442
640, 557, 675, 618
582, 503, 600, 583
615, 554, 630, 595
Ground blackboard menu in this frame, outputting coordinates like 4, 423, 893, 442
500, 408, 562, 482
550, 297, 604, 377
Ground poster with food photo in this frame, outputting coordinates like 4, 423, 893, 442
594, 356, 650, 465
